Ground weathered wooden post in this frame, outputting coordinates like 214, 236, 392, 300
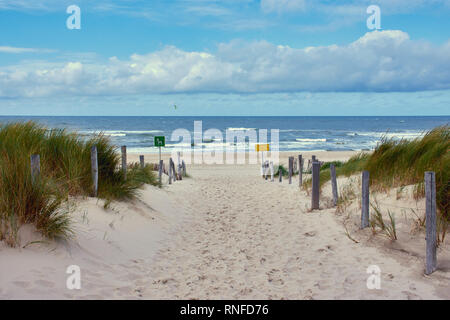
159, 160, 163, 183
279, 165, 282, 182
169, 158, 173, 184
262, 161, 265, 179
312, 155, 316, 163
361, 170, 370, 229
288, 156, 294, 184
298, 155, 303, 187
330, 163, 338, 207
177, 151, 182, 180
30, 154, 40, 184
139, 155, 145, 169
264, 161, 268, 180
425, 171, 437, 275
311, 161, 320, 210
121, 146, 127, 180
90, 146, 98, 197
270, 161, 274, 182
182, 160, 186, 177
171, 158, 177, 181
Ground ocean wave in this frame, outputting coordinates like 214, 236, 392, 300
80, 130, 163, 136
105, 133, 126, 137
295, 138, 327, 142
226, 127, 256, 131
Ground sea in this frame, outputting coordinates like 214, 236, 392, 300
0, 116, 448, 153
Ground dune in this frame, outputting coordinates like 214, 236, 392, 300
0, 151, 448, 299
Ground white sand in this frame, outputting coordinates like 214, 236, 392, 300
0, 151, 449, 299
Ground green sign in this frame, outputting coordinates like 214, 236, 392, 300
154, 136, 165, 147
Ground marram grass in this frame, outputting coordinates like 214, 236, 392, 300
0, 121, 159, 246
303, 126, 449, 218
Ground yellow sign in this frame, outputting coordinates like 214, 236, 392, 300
255, 144, 270, 152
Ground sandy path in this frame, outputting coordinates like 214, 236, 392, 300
1, 153, 447, 299
137, 165, 444, 300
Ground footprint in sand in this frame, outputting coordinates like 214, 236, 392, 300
266, 269, 285, 286
13, 280, 31, 288
402, 291, 422, 300
35, 279, 55, 288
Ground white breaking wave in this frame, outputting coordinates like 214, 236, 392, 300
80, 130, 163, 136
295, 138, 327, 142
226, 127, 256, 131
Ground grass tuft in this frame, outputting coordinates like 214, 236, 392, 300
303, 126, 449, 219
370, 202, 398, 241
0, 121, 160, 246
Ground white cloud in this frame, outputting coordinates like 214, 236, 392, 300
261, 0, 306, 13
0, 46, 54, 53
1, 30, 449, 98
0, 0, 67, 11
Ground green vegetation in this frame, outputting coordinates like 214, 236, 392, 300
0, 121, 159, 246
274, 164, 289, 177
303, 126, 449, 218
370, 202, 398, 241
319, 161, 344, 171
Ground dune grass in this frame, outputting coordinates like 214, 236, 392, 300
303, 126, 449, 218
274, 164, 289, 177
0, 121, 159, 246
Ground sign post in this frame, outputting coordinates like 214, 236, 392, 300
154, 136, 165, 183
255, 144, 270, 177
154, 136, 165, 164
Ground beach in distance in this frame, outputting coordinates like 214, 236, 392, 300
1, 116, 448, 153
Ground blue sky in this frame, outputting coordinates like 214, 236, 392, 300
0, 0, 449, 115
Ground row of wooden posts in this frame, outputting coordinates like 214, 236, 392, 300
30, 145, 187, 198
118, 147, 186, 186
262, 155, 438, 275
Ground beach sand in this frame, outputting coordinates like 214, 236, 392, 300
0, 151, 449, 299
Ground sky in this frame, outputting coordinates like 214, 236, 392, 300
0, 0, 449, 116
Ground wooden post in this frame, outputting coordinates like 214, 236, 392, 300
171, 158, 177, 181
279, 165, 282, 182
330, 164, 338, 207
264, 161, 268, 180
90, 146, 98, 197
361, 170, 370, 229
139, 155, 145, 169
311, 161, 320, 210
260, 152, 265, 177
288, 156, 293, 184
30, 154, 40, 184
182, 160, 186, 177
159, 160, 163, 183
177, 151, 182, 180
298, 155, 303, 187
312, 155, 316, 163
270, 161, 274, 182
121, 146, 127, 180
425, 171, 437, 275
169, 158, 173, 184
